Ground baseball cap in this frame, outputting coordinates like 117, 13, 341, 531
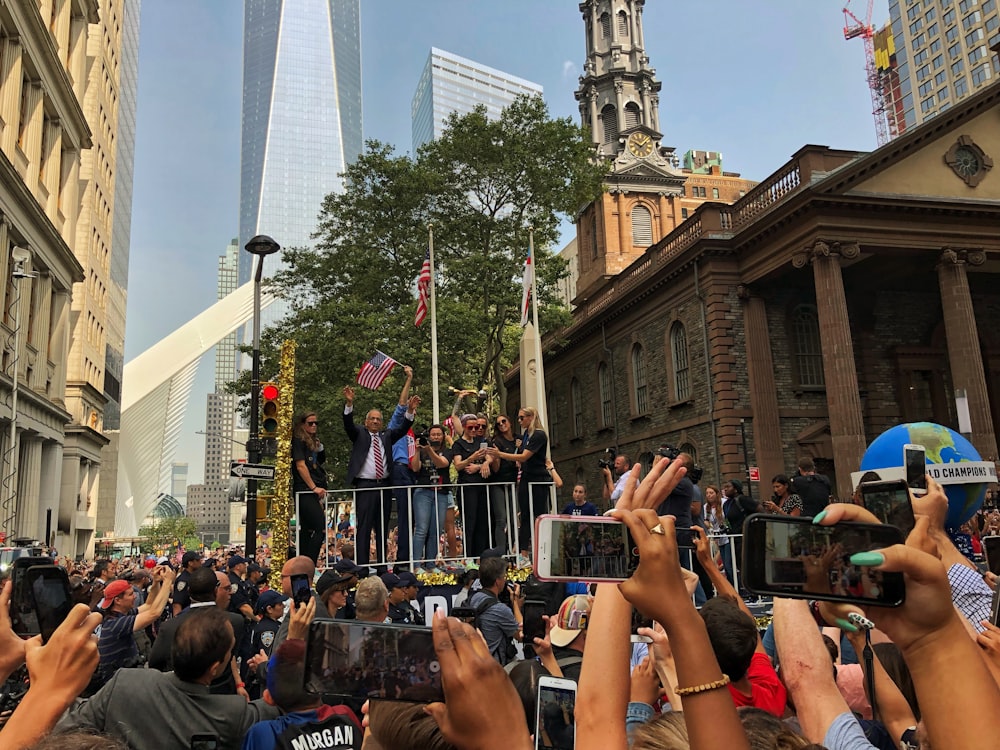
181, 551, 201, 566
396, 571, 422, 588
227, 556, 249, 568
156, 556, 170, 565
549, 595, 592, 648
334, 558, 365, 577
99, 579, 133, 609
380, 572, 402, 591
316, 570, 357, 597
256, 589, 286, 614
480, 546, 505, 560
247, 563, 263, 574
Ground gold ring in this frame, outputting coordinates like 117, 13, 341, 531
649, 523, 666, 535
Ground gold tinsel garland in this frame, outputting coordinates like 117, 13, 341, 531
268, 340, 296, 591
414, 563, 534, 587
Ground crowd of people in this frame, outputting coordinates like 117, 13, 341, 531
1, 450, 998, 750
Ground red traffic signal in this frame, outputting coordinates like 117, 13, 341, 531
261, 382, 279, 436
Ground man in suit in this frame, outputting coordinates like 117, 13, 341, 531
343, 385, 416, 565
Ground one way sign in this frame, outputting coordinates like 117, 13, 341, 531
230, 461, 276, 480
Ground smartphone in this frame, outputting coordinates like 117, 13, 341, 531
983, 535, 1000, 576
290, 573, 312, 607
903, 443, 927, 496
741, 514, 906, 606
992, 589, 1000, 628
534, 515, 637, 582
189, 735, 219, 750
535, 675, 577, 750
450, 606, 477, 624
305, 619, 443, 702
9, 556, 56, 637
630, 607, 653, 644
479, 441, 489, 452
26, 566, 73, 643
522, 599, 547, 644
860, 479, 916, 536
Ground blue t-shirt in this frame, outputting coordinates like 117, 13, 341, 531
562, 502, 599, 516
97, 607, 139, 677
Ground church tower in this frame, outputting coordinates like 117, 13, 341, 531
573, 0, 687, 302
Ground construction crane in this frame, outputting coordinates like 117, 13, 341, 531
843, 0, 889, 146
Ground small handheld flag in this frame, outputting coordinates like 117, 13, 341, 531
357, 351, 398, 390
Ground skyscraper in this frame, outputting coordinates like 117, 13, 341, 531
411, 48, 544, 153
885, 0, 999, 135
238, 0, 363, 299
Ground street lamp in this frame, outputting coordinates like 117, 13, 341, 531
243, 235, 279, 554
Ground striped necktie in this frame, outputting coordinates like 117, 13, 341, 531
372, 433, 384, 480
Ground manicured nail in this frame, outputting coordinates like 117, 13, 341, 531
849, 551, 885, 567
812, 510, 828, 524
835, 618, 859, 633
847, 612, 875, 630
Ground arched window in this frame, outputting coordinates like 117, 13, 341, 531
680, 443, 697, 463
631, 343, 648, 414
631, 204, 653, 247
617, 10, 629, 37
548, 390, 559, 445
601, 104, 618, 147
639, 451, 654, 475
598, 362, 613, 427
670, 322, 690, 401
600, 12, 611, 39
791, 305, 825, 386
571, 378, 583, 437
624, 102, 641, 129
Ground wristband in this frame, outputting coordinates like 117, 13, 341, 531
674, 675, 730, 696
236, 682, 246, 689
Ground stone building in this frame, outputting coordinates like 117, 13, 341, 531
509, 81, 1000, 506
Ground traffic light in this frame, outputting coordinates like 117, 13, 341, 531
260, 382, 279, 457
256, 494, 273, 522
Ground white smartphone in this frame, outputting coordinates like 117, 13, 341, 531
479, 441, 488, 452
535, 675, 576, 750
533, 514, 637, 582
903, 443, 927, 496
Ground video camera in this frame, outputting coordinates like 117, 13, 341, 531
597, 447, 616, 470
656, 444, 704, 484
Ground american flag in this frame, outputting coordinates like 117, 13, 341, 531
520, 249, 533, 327
357, 350, 398, 390
414, 249, 431, 326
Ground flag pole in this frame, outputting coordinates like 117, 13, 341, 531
529, 228, 548, 456
429, 224, 440, 423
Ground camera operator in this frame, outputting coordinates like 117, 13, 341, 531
654, 447, 707, 605
601, 453, 636, 505
412, 424, 452, 567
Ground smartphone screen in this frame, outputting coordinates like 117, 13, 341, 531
9, 557, 55, 637
984, 535, 1000, 576
479, 441, 489, 452
534, 515, 637, 582
189, 735, 219, 750
305, 619, 443, 702
27, 566, 73, 643
535, 679, 576, 750
904, 444, 927, 495
290, 573, 312, 607
742, 515, 905, 606
860, 480, 916, 536
630, 607, 653, 643
522, 600, 547, 644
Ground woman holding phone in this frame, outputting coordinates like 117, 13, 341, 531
763, 475, 803, 517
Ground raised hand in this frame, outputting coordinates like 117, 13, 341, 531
343, 386, 355, 403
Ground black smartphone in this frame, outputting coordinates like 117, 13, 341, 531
983, 535, 1000, 576
451, 606, 477, 624
992, 589, 1000, 628
10, 556, 56, 637
290, 573, 312, 607
860, 479, 916, 536
522, 599, 547, 644
190, 735, 219, 750
305, 619, 443, 702
26, 566, 73, 643
742, 514, 906, 607
630, 607, 653, 644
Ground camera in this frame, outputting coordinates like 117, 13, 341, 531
597, 447, 616, 470
414, 426, 430, 447
688, 465, 704, 484
656, 444, 681, 460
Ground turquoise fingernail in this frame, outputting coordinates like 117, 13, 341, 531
812, 510, 828, 524
849, 551, 885, 567
835, 618, 859, 633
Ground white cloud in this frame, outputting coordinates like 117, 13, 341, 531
562, 60, 578, 80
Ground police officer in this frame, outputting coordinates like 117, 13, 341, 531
245, 563, 265, 612
171, 551, 203, 616
396, 571, 424, 625
226, 556, 256, 622
247, 589, 285, 699
383, 573, 416, 625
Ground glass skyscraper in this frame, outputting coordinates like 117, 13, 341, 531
238, 0, 363, 305
411, 48, 544, 153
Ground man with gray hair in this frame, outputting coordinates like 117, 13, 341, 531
354, 576, 389, 623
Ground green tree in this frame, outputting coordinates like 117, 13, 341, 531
138, 517, 198, 554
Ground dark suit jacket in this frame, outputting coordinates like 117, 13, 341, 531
343, 408, 413, 484
148, 603, 246, 693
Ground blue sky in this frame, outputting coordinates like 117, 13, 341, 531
126, 0, 887, 482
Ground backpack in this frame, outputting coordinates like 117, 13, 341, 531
473, 591, 518, 665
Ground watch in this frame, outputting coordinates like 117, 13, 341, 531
627, 132, 654, 158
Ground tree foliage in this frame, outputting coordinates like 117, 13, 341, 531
138, 516, 198, 553
245, 95, 605, 480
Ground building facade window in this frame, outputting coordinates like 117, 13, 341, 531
601, 104, 618, 146
670, 322, 691, 401
624, 101, 641, 129
617, 10, 629, 37
680, 443, 697, 463
600, 12, 611, 38
631, 204, 653, 247
712, 187, 720, 199
631, 343, 648, 414
791, 304, 825, 387
571, 378, 583, 437
598, 362, 613, 427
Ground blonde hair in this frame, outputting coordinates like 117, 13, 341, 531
631, 711, 690, 750
518, 406, 545, 436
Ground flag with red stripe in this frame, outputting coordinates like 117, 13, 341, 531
357, 350, 398, 390
414, 249, 431, 326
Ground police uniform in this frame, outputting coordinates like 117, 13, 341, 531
171, 570, 193, 612
387, 599, 419, 625
227, 570, 251, 616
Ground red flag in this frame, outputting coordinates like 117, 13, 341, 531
415, 249, 431, 326
357, 351, 398, 390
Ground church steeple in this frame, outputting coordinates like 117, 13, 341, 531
575, 0, 662, 159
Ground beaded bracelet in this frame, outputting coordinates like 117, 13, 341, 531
674, 674, 731, 696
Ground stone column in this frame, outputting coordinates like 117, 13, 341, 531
792, 241, 867, 500
657, 192, 670, 237
614, 79, 625, 137
937, 248, 997, 459
0, 37, 23, 154
635, 3, 646, 50
639, 81, 651, 124
15, 436, 41, 539
49, 289, 69, 403
738, 285, 785, 484
38, 440, 61, 545
588, 88, 599, 147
